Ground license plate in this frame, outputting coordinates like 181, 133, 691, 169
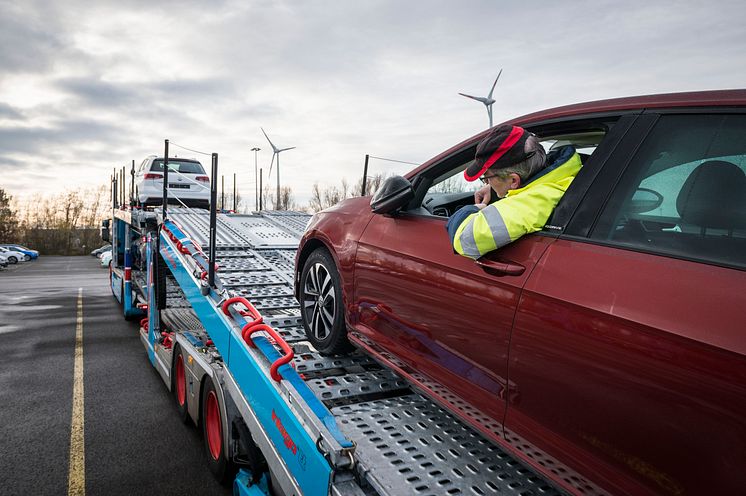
169, 184, 189, 189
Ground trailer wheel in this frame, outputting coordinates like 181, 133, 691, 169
172, 346, 189, 423
202, 377, 234, 484
300, 248, 351, 355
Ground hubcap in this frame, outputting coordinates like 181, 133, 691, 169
302, 262, 336, 341
206, 391, 222, 460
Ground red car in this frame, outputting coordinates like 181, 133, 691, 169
294, 90, 746, 496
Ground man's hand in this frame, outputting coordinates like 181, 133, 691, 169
474, 185, 491, 205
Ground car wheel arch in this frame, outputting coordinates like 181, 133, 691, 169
296, 237, 338, 295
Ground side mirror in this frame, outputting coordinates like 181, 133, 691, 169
101, 219, 111, 242
370, 176, 414, 215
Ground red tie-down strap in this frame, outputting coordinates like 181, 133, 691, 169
199, 263, 220, 281
140, 318, 149, 331
221, 296, 261, 325
161, 332, 173, 349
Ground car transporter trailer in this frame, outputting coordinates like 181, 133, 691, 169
104, 170, 569, 496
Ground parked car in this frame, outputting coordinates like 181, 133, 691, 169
97, 247, 112, 259
134, 155, 210, 208
1, 244, 38, 260
90, 244, 111, 257
294, 90, 746, 496
100, 250, 112, 267
0, 246, 27, 264
0, 253, 8, 268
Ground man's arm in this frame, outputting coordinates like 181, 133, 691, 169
449, 182, 569, 259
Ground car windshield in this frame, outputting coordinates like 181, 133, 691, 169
150, 160, 205, 174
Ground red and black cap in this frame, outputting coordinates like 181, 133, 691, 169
464, 125, 531, 182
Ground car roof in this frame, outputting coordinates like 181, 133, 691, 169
406, 89, 746, 178
151, 157, 202, 163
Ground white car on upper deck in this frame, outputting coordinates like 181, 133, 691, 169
135, 156, 210, 208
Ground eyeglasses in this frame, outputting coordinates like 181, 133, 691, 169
480, 173, 505, 184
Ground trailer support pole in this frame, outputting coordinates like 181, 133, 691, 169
209, 153, 218, 288
162, 139, 169, 220
361, 154, 369, 196
259, 168, 263, 211
131, 159, 135, 206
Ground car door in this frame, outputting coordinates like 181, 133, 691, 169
350, 116, 633, 444
506, 112, 746, 495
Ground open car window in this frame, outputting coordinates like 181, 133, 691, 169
416, 126, 613, 218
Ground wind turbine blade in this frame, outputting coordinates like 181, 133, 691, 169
267, 153, 276, 178
279, 146, 296, 152
487, 68, 502, 99
459, 92, 482, 102
261, 127, 279, 153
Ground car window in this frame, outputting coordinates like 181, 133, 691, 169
419, 130, 607, 218
150, 159, 205, 174
591, 113, 746, 269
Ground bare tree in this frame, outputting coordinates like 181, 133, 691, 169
0, 188, 19, 242
308, 173, 390, 212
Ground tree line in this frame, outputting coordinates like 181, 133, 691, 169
0, 173, 388, 255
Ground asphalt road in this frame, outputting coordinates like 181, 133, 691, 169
0, 257, 232, 496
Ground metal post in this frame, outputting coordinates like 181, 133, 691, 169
259, 168, 263, 211
121, 167, 125, 207
361, 154, 370, 196
112, 170, 118, 209
233, 173, 236, 212
221, 175, 225, 211
208, 153, 218, 288
162, 139, 169, 220
276, 154, 281, 210
130, 159, 135, 206
251, 147, 260, 211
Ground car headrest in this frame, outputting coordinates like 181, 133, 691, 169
676, 160, 746, 230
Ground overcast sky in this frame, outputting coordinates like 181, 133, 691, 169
1, 0, 745, 208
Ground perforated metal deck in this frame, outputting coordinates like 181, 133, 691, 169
162, 209, 564, 496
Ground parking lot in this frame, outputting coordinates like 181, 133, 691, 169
0, 257, 231, 496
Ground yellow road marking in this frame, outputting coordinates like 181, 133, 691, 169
67, 288, 85, 496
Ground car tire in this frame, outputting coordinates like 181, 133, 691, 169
300, 248, 352, 355
8, 256, 17, 264
172, 346, 190, 423
23, 255, 31, 261
201, 377, 235, 484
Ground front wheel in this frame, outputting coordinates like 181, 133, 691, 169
23, 255, 31, 261
300, 248, 351, 355
8, 256, 17, 264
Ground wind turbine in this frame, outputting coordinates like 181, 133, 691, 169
261, 128, 295, 210
459, 68, 502, 128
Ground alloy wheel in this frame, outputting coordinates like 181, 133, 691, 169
303, 262, 336, 341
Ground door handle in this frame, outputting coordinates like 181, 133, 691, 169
475, 258, 525, 276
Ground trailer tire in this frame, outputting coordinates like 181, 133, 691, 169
300, 248, 351, 355
172, 346, 189, 423
202, 377, 235, 484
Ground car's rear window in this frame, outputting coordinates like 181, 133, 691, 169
150, 160, 205, 174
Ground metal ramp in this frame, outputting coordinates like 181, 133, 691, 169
164, 209, 564, 496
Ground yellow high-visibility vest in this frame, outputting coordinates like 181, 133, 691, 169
453, 152, 582, 259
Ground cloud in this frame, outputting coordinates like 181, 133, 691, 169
0, 103, 24, 120
1, 0, 745, 208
